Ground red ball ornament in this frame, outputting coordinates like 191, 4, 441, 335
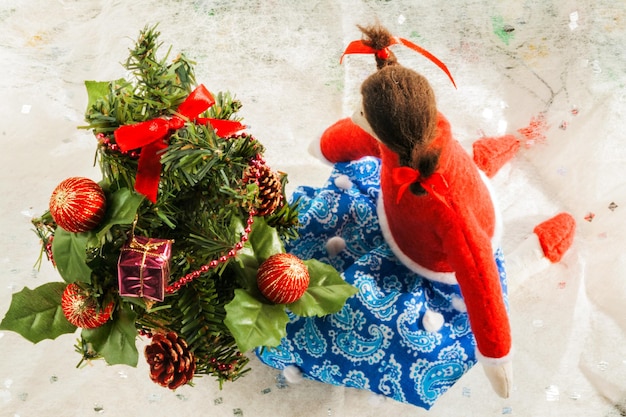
61, 283, 114, 329
257, 253, 310, 304
49, 177, 106, 233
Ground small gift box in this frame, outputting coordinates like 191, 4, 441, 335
117, 236, 173, 302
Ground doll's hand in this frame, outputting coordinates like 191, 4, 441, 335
308, 132, 331, 163
482, 360, 513, 398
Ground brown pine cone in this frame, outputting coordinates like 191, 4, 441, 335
245, 163, 283, 216
145, 332, 196, 390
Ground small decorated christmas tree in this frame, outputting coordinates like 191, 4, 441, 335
0, 25, 356, 389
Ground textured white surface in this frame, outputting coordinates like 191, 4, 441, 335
0, 1, 625, 416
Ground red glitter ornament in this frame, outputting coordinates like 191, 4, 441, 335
49, 177, 106, 233
257, 253, 310, 304
61, 283, 114, 329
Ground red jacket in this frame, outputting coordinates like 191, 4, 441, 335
319, 113, 511, 362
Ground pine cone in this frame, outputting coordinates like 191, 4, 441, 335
245, 163, 283, 216
145, 332, 196, 390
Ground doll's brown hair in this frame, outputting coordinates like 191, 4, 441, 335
358, 24, 439, 195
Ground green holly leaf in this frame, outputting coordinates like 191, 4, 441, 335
52, 228, 92, 283
288, 259, 358, 317
232, 245, 258, 290
234, 217, 285, 290
81, 304, 138, 366
224, 289, 289, 353
0, 282, 77, 343
92, 188, 144, 244
248, 217, 285, 262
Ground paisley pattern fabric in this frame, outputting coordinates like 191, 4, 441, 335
256, 157, 508, 409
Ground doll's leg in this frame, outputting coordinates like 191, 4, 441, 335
473, 135, 520, 178
506, 212, 576, 292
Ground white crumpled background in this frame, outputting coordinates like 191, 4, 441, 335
0, 1, 624, 416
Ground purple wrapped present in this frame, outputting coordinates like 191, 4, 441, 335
117, 236, 173, 302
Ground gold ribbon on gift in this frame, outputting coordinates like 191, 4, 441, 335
121, 236, 173, 299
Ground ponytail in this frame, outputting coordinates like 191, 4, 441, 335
357, 24, 440, 196
410, 148, 440, 195
356, 24, 399, 69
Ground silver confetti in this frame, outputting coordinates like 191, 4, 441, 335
569, 391, 581, 400
545, 385, 560, 401
275, 373, 288, 389
590, 60, 602, 74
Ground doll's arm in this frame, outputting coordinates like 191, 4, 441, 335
442, 210, 513, 397
444, 224, 512, 359
319, 118, 381, 163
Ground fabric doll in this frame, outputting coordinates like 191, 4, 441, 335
257, 24, 575, 409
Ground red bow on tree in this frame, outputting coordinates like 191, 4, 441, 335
114, 84, 245, 202
392, 166, 450, 208
340, 36, 456, 88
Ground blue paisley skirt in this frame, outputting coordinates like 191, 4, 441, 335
257, 157, 508, 409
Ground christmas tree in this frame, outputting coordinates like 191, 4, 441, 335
0, 25, 356, 389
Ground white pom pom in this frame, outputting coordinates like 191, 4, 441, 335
283, 365, 304, 384
334, 175, 353, 190
451, 295, 467, 312
326, 236, 346, 257
423, 309, 445, 332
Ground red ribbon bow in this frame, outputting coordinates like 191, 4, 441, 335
392, 166, 450, 208
114, 84, 245, 202
340, 36, 456, 88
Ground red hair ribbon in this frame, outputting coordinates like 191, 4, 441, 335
392, 166, 450, 207
340, 36, 456, 88
114, 84, 245, 202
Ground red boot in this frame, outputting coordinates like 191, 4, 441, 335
533, 213, 576, 263
473, 135, 520, 178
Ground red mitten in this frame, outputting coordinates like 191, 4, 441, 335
533, 212, 576, 263
472, 135, 520, 178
